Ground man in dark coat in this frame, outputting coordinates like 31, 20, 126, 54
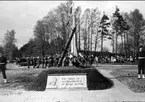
27, 56, 31, 69
0, 53, 7, 83
45, 56, 49, 68
33, 57, 37, 68
36, 56, 41, 68
138, 45, 145, 79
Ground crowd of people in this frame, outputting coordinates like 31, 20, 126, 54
15, 53, 96, 69
15, 53, 136, 69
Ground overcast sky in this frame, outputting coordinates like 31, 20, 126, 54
0, 1, 145, 51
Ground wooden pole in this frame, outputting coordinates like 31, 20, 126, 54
58, 27, 76, 67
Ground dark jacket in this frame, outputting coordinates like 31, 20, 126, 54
0, 56, 7, 65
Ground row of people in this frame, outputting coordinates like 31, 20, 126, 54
26, 55, 60, 68
23, 53, 90, 68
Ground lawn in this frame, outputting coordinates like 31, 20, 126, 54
107, 64, 145, 93
0, 63, 44, 95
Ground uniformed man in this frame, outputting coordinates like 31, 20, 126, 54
138, 45, 145, 79
42, 56, 45, 68
27, 56, 30, 69
0, 53, 7, 83
37, 56, 42, 68
33, 57, 37, 68
49, 56, 54, 67
45, 56, 49, 68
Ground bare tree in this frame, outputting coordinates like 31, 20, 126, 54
3, 30, 16, 60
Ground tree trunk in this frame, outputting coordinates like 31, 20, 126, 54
115, 32, 118, 54
121, 34, 123, 54
87, 26, 90, 51
95, 28, 98, 51
101, 33, 103, 53
95, 36, 97, 52
133, 32, 136, 61
124, 32, 127, 59
91, 27, 93, 51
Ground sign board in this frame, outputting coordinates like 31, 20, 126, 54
46, 74, 87, 89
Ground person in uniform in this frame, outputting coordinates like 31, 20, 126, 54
0, 53, 7, 83
49, 56, 54, 67
36, 56, 41, 68
33, 57, 37, 68
45, 56, 48, 68
27, 56, 30, 69
42, 56, 45, 68
138, 45, 145, 79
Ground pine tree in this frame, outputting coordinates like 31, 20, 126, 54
98, 12, 110, 53
112, 6, 129, 54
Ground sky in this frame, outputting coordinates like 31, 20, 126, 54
0, 1, 145, 52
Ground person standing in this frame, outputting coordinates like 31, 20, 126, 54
36, 56, 41, 68
138, 45, 145, 79
95, 56, 98, 66
27, 57, 30, 69
33, 57, 37, 68
0, 53, 7, 83
45, 56, 48, 68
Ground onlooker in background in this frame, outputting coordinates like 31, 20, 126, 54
137, 45, 145, 79
95, 56, 98, 66
33, 57, 37, 68
49, 55, 54, 67
27, 56, 30, 69
0, 53, 8, 83
36, 56, 41, 68
42, 56, 45, 68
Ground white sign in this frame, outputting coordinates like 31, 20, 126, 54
46, 74, 87, 89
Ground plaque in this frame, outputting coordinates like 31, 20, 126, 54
46, 74, 87, 89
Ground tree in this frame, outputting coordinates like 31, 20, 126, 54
3, 30, 16, 60
12, 45, 21, 59
0, 45, 4, 54
98, 12, 110, 53
34, 20, 46, 57
74, 6, 81, 51
81, 8, 91, 51
128, 9, 145, 60
91, 8, 101, 51
112, 6, 129, 55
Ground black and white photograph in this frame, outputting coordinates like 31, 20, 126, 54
0, 0, 145, 101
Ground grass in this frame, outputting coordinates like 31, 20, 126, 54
110, 65, 145, 93
0, 63, 44, 95
26, 66, 114, 91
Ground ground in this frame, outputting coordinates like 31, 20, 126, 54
0, 64, 44, 95
96, 64, 145, 93
0, 63, 143, 96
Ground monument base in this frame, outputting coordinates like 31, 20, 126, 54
26, 66, 113, 91
46, 73, 87, 89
